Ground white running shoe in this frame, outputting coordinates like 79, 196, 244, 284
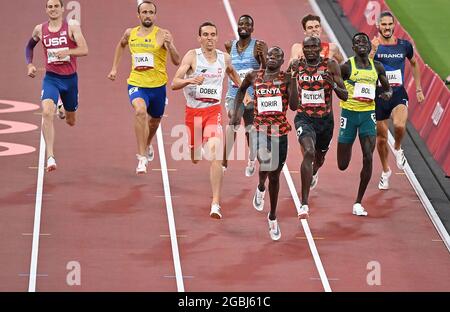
210, 203, 222, 219
378, 169, 392, 190
56, 100, 65, 120
353, 203, 368, 216
136, 154, 148, 174
268, 216, 281, 241
46, 156, 57, 172
147, 145, 154, 162
310, 172, 319, 190
394, 148, 406, 170
253, 186, 265, 211
245, 159, 256, 177
297, 204, 309, 219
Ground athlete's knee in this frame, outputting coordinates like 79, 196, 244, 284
268, 172, 280, 184
149, 117, 162, 128
315, 154, 326, 168
376, 132, 388, 146
135, 107, 147, 120
393, 121, 406, 133
42, 108, 54, 120
66, 119, 76, 127
303, 146, 315, 160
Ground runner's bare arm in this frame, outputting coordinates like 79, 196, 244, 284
108, 29, 131, 81
171, 50, 203, 90
56, 24, 88, 59
287, 71, 299, 111
255, 40, 268, 69
369, 36, 380, 59
289, 43, 302, 63
224, 40, 233, 54
339, 60, 351, 81
161, 28, 181, 66
330, 43, 345, 64
26, 25, 42, 78
327, 59, 348, 101
224, 53, 241, 87
231, 71, 255, 126
374, 61, 392, 101
409, 55, 425, 103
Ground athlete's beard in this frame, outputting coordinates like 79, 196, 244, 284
379, 28, 393, 39
142, 20, 153, 28
238, 32, 251, 40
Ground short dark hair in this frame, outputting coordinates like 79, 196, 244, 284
303, 36, 321, 46
46, 0, 64, 7
138, 1, 157, 14
270, 46, 284, 58
352, 32, 370, 44
198, 21, 217, 36
239, 14, 254, 26
301, 14, 321, 30
378, 11, 394, 22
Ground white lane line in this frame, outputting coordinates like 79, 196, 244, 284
156, 125, 185, 292
309, 0, 450, 254
283, 166, 332, 292
223, 0, 332, 292
28, 123, 46, 292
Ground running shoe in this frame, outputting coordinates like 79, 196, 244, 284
378, 168, 392, 190
147, 144, 154, 162
136, 154, 148, 174
56, 100, 65, 120
394, 148, 406, 170
210, 203, 222, 219
253, 186, 265, 211
245, 159, 256, 177
46, 156, 57, 172
310, 172, 319, 190
353, 203, 368, 216
268, 216, 281, 241
297, 204, 309, 219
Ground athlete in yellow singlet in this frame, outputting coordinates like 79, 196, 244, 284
108, 1, 180, 174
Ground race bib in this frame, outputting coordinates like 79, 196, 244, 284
195, 85, 221, 103
353, 83, 375, 101
133, 53, 154, 70
301, 89, 325, 106
257, 96, 283, 114
47, 47, 70, 64
232, 69, 253, 87
386, 69, 402, 86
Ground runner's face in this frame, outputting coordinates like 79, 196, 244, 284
46, 0, 64, 20
237, 17, 253, 40
266, 48, 284, 70
353, 35, 371, 56
378, 16, 395, 39
303, 40, 321, 61
198, 26, 218, 51
138, 3, 156, 28
304, 20, 322, 37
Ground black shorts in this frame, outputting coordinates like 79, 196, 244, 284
294, 112, 334, 153
375, 86, 409, 121
251, 131, 288, 172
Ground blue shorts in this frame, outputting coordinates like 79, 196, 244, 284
41, 72, 78, 112
375, 86, 409, 121
128, 84, 167, 118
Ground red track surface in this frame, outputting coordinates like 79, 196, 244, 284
1, 0, 449, 291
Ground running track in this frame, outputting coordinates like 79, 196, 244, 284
0, 0, 449, 291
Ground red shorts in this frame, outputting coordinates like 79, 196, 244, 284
185, 104, 223, 148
